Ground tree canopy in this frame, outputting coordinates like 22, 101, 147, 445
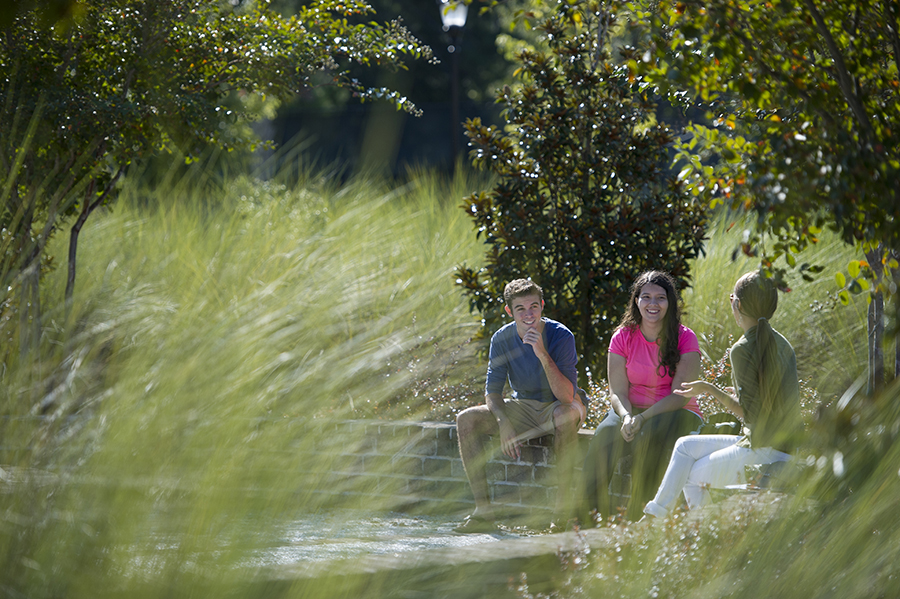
622, 0, 899, 388
629, 0, 899, 306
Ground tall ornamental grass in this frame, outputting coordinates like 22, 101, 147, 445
0, 166, 882, 598
0, 168, 488, 598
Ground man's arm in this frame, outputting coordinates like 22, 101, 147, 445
522, 327, 576, 404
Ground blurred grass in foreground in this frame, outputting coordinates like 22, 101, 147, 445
0, 167, 489, 597
532, 382, 900, 599
0, 166, 891, 598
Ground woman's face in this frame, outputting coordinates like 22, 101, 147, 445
636, 283, 669, 327
731, 285, 743, 326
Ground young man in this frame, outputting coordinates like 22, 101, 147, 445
455, 279, 586, 532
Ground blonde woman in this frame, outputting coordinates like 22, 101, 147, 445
643, 271, 802, 518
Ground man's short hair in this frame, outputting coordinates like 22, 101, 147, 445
503, 278, 543, 307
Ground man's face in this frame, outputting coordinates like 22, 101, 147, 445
505, 293, 544, 336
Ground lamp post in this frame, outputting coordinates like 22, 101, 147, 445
438, 0, 468, 168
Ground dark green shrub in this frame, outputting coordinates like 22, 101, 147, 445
455, 0, 707, 378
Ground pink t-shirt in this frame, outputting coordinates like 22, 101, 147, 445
609, 324, 702, 417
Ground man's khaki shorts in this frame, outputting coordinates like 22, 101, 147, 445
503, 395, 586, 444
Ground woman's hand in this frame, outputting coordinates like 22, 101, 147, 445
674, 380, 716, 398
675, 380, 743, 417
620, 413, 643, 442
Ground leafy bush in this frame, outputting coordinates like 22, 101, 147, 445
455, 1, 706, 379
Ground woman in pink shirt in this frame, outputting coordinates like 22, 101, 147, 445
583, 271, 702, 522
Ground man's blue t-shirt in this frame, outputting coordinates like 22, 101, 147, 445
485, 318, 578, 402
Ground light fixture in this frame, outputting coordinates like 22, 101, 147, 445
438, 0, 468, 32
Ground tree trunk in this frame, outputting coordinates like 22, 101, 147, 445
65, 201, 91, 309
15, 192, 42, 359
893, 248, 900, 380
867, 292, 884, 396
65, 170, 122, 308
896, 336, 900, 380
864, 245, 887, 396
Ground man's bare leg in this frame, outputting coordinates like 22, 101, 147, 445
456, 405, 498, 519
552, 402, 582, 522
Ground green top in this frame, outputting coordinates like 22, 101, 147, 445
730, 325, 801, 452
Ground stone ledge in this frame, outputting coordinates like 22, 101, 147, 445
294, 420, 599, 513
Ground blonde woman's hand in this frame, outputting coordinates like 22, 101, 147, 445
674, 380, 715, 398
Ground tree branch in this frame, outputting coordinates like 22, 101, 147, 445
65, 164, 124, 305
734, 27, 838, 129
803, 0, 875, 143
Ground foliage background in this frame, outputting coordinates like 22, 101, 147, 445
455, 1, 707, 382
2, 0, 897, 597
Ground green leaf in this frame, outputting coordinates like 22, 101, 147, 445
835, 272, 846, 288
721, 147, 740, 163
839, 290, 850, 306
847, 260, 860, 278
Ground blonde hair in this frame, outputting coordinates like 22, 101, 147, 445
733, 271, 779, 416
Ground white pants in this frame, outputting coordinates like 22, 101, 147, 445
643, 434, 791, 518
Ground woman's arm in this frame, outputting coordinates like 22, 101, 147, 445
674, 380, 744, 419
607, 352, 632, 418
609, 352, 645, 441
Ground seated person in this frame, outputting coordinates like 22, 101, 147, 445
583, 271, 702, 523
643, 271, 802, 518
455, 278, 586, 532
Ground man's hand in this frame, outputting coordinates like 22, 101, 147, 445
522, 326, 548, 359
498, 420, 521, 460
